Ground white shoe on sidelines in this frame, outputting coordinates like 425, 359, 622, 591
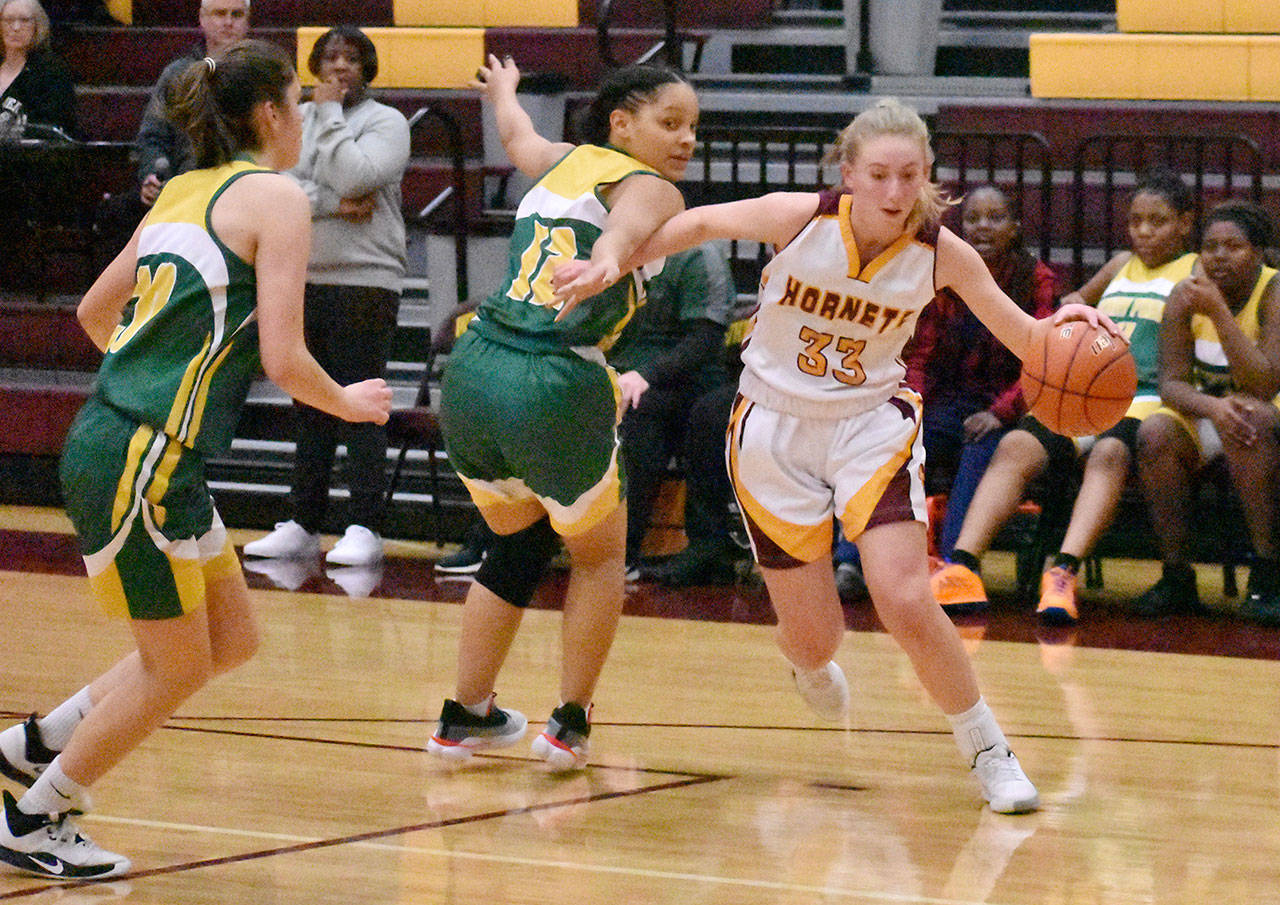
972, 746, 1040, 814
0, 790, 130, 879
792, 660, 850, 721
325, 525, 383, 566
242, 521, 319, 559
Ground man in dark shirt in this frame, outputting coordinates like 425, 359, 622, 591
134, 0, 249, 206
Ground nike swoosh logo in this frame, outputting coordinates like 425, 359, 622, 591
28, 852, 64, 874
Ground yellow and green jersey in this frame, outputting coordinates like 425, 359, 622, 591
1191, 264, 1277, 396
96, 160, 267, 455
470, 144, 664, 354
1096, 252, 1198, 401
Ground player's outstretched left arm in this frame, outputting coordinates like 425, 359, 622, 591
937, 226, 1121, 362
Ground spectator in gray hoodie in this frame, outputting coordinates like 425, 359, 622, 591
244, 26, 410, 570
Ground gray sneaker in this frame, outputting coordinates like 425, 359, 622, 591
426, 696, 527, 761
531, 702, 591, 772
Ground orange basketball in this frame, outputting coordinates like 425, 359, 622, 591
1020, 318, 1136, 437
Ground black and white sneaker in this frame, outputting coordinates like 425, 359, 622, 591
0, 790, 130, 879
531, 702, 591, 772
426, 696, 527, 761
0, 715, 55, 787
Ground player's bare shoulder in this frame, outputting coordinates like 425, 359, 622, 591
211, 171, 310, 263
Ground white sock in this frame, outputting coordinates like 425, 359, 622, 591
19, 756, 87, 816
947, 697, 1010, 764
37, 686, 93, 751
461, 696, 492, 717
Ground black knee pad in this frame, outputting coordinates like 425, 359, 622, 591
475, 517, 562, 608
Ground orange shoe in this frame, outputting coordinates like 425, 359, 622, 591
1036, 566, 1078, 625
930, 562, 988, 614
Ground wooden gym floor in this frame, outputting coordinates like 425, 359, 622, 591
0, 504, 1277, 903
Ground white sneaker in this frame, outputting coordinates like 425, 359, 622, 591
0, 790, 130, 879
972, 746, 1040, 814
325, 525, 383, 566
0, 716, 53, 787
792, 660, 849, 721
242, 521, 319, 559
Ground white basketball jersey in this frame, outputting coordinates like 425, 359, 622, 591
739, 190, 939, 419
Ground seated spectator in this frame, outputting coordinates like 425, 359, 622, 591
639, 379, 743, 586
139, 0, 251, 206
1133, 200, 1280, 624
0, 0, 77, 138
97, 0, 250, 255
907, 185, 1059, 553
606, 241, 737, 576
930, 168, 1197, 625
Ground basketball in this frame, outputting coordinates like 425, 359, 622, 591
1020, 318, 1136, 437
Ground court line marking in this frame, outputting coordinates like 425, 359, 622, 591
158, 720, 1280, 752
6, 794, 1021, 905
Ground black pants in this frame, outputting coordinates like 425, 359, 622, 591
681, 382, 736, 548
291, 283, 399, 533
620, 379, 734, 560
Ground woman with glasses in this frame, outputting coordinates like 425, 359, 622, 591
0, 0, 76, 138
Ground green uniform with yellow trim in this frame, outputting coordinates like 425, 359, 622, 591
1095, 251, 1198, 421
440, 144, 664, 535
60, 160, 268, 619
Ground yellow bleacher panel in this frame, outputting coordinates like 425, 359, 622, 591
483, 0, 577, 27
1117, 0, 1222, 34
1225, 2, 1280, 33
392, 0, 482, 27
392, 0, 577, 27
104, 0, 130, 25
296, 27, 485, 89
1030, 33, 1251, 101
1250, 38, 1280, 102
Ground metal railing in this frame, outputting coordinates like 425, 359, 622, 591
407, 105, 469, 306
596, 0, 705, 71
1070, 131, 1264, 286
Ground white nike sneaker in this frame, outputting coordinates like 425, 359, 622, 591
0, 790, 130, 879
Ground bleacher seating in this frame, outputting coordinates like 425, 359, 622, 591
6, 0, 1278, 559
1031, 0, 1280, 101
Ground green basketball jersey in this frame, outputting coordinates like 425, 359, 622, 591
95, 160, 267, 455
470, 144, 665, 353
1096, 252, 1197, 395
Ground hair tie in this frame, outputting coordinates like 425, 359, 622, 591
204, 56, 216, 75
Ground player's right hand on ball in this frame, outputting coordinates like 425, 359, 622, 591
1053, 302, 1124, 340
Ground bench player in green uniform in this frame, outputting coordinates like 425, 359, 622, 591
0, 41, 390, 878
426, 55, 696, 770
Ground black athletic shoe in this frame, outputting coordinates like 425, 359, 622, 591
426, 696, 527, 761
1132, 568, 1204, 618
531, 702, 591, 771
0, 790, 130, 879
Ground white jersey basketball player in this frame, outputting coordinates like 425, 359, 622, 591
556, 98, 1122, 814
